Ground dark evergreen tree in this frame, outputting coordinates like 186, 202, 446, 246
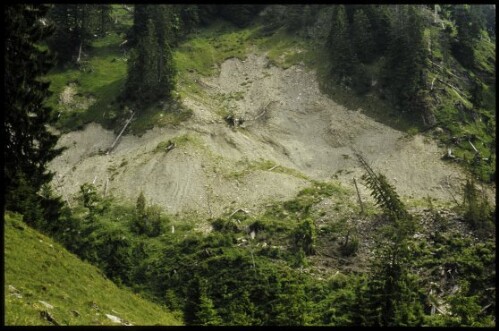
127, 4, 148, 48
97, 4, 113, 36
273, 278, 309, 325
381, 5, 427, 110
356, 153, 424, 326
5, 4, 64, 223
294, 218, 316, 255
132, 191, 147, 234
479, 4, 495, 38
197, 289, 222, 326
352, 9, 375, 63
184, 276, 202, 325
451, 5, 484, 68
178, 5, 200, 35
219, 5, 263, 28
363, 240, 424, 326
46, 5, 80, 64
462, 178, 493, 236
196, 5, 220, 26
365, 5, 392, 57
471, 78, 483, 110
124, 5, 176, 108
184, 276, 221, 325
47, 4, 101, 64
224, 290, 255, 325
285, 5, 305, 32
328, 5, 355, 85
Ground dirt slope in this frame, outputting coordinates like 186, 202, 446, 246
49, 53, 476, 219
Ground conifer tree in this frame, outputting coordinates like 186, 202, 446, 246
124, 5, 176, 108
285, 5, 305, 32
328, 5, 355, 84
381, 5, 427, 110
132, 191, 147, 234
47, 4, 103, 64
356, 153, 423, 326
5, 4, 63, 223
184, 276, 221, 325
225, 290, 255, 324
46, 5, 80, 64
462, 178, 493, 236
97, 5, 113, 36
178, 5, 200, 35
127, 4, 148, 48
352, 9, 375, 63
184, 276, 202, 325
274, 279, 309, 325
294, 218, 316, 255
197, 291, 222, 325
451, 5, 484, 68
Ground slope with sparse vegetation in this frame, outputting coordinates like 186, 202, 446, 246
5, 4, 495, 327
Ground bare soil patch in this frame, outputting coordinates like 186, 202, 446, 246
49, 53, 490, 219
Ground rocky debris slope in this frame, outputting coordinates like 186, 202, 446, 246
49, 53, 480, 220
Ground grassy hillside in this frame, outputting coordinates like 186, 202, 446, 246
4, 211, 181, 326
45, 5, 192, 135
45, 5, 132, 133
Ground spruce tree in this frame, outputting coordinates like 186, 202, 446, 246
184, 276, 202, 325
127, 4, 148, 48
451, 5, 484, 68
124, 5, 176, 108
381, 5, 427, 110
47, 4, 101, 65
133, 191, 147, 234
285, 5, 305, 32
219, 5, 263, 28
328, 5, 355, 85
274, 279, 309, 325
352, 9, 375, 63
357, 153, 423, 326
178, 5, 200, 35
97, 4, 112, 36
197, 291, 222, 325
46, 4, 80, 64
185, 276, 222, 325
5, 4, 63, 223
294, 218, 316, 255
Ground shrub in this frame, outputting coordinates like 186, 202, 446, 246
339, 235, 359, 257
212, 218, 240, 233
294, 218, 316, 255
462, 179, 494, 237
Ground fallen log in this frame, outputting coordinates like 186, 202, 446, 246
468, 140, 479, 154
107, 111, 135, 154
353, 177, 364, 214
427, 59, 462, 80
430, 77, 436, 91
76, 41, 83, 63
229, 208, 249, 218
436, 78, 468, 104
268, 165, 279, 171
166, 141, 176, 153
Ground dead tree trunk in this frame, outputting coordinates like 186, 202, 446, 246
76, 41, 83, 63
468, 140, 479, 154
353, 177, 364, 214
107, 111, 135, 154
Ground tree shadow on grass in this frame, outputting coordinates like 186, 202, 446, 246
56, 78, 126, 133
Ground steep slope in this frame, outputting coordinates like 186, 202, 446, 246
48, 53, 484, 221
4, 211, 181, 326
